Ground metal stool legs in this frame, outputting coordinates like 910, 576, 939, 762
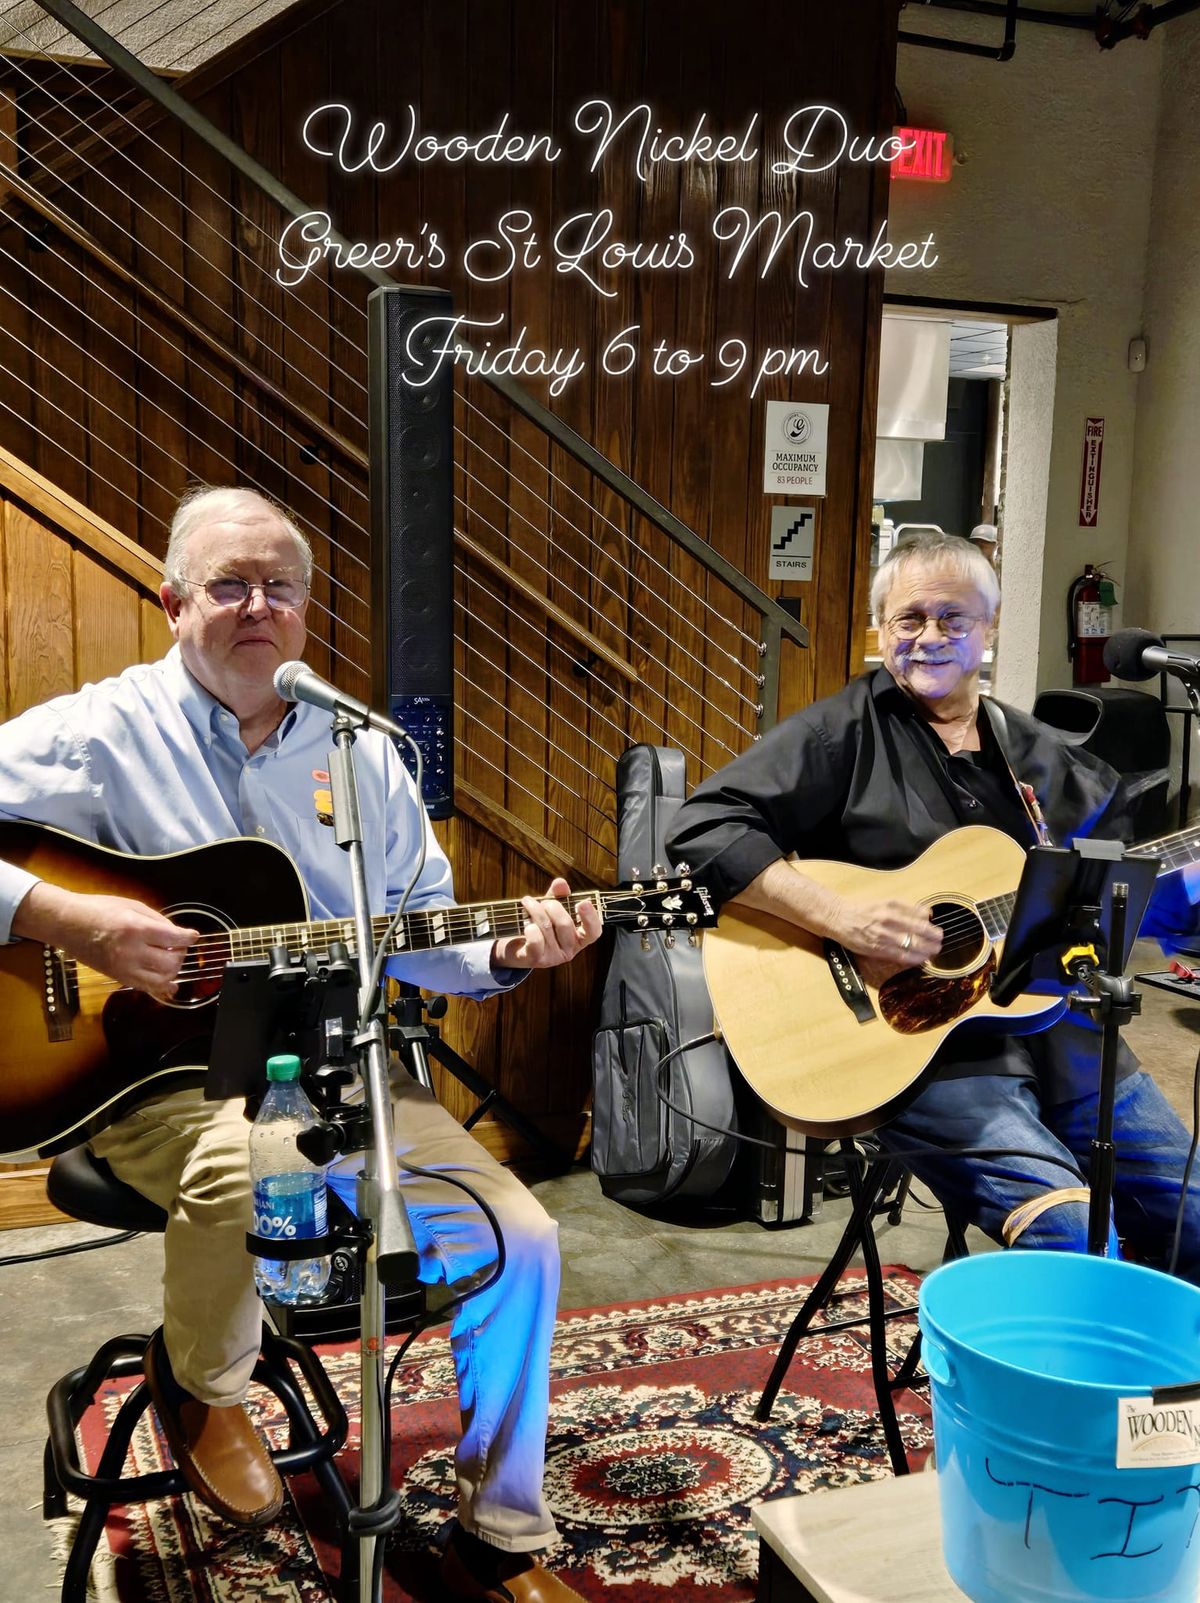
755, 1140, 918, 1477
44, 1324, 356, 1603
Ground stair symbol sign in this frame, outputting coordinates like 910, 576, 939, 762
773, 513, 813, 552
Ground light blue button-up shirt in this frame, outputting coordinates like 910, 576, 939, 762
0, 647, 511, 998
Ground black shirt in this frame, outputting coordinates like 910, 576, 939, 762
667, 668, 1128, 908
666, 668, 1133, 1102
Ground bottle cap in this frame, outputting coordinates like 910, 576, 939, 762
266, 1054, 303, 1082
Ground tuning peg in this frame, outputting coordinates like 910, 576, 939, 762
686, 913, 698, 926
687, 931, 699, 947
631, 881, 644, 895
637, 914, 649, 928
661, 914, 674, 927
640, 932, 651, 952
675, 861, 691, 874
664, 932, 676, 948
651, 863, 664, 877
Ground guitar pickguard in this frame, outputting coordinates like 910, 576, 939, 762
878, 952, 997, 1035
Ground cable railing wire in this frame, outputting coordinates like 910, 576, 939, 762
7, 8, 778, 698
0, 38, 371, 419
0, 7, 782, 779
0, 357, 371, 679
455, 557, 718, 779
0, 226, 375, 596
0, 195, 370, 522
454, 729, 612, 863
458, 387, 765, 655
457, 425, 761, 686
455, 465, 762, 731
454, 633, 622, 821
455, 487, 752, 753
455, 664, 618, 834
0, 217, 374, 584
1, 1, 372, 339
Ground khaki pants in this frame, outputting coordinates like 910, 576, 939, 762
90, 1071, 562, 1551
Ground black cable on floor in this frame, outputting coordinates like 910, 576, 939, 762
0, 1228, 141, 1267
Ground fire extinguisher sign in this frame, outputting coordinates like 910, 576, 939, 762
1078, 417, 1105, 528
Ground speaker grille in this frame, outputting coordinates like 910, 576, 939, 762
369, 288, 455, 816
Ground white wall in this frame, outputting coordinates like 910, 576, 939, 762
1123, 9, 1200, 818
886, 11, 1164, 698
1125, 10, 1200, 634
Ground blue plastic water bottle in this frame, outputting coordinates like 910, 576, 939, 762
249, 1053, 331, 1305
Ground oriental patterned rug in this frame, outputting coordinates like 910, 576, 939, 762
66, 1271, 932, 1602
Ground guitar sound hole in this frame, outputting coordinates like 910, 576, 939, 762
166, 907, 233, 1008
927, 900, 988, 974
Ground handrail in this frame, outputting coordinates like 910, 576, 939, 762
33, 0, 809, 690
0, 444, 163, 593
3, 0, 344, 209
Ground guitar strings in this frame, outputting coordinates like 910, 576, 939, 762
59, 888, 690, 995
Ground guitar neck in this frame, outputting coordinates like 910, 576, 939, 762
978, 819, 1200, 940
230, 891, 604, 962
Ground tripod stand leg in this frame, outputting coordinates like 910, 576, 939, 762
756, 1143, 888, 1422
846, 1157, 910, 1477
426, 1036, 569, 1168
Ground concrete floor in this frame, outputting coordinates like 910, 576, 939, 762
4, 937, 1199, 1597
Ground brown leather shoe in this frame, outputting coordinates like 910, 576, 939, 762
441, 1535, 585, 1602
144, 1329, 283, 1528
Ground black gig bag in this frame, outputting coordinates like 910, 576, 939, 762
590, 745, 740, 1205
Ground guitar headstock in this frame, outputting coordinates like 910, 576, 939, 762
604, 863, 717, 947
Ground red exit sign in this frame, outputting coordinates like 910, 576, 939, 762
891, 127, 953, 183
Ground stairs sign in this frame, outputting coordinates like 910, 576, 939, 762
769, 507, 815, 581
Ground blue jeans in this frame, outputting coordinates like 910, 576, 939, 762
877, 1067, 1200, 1283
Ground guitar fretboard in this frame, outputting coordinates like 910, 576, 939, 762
227, 892, 605, 962
973, 819, 1200, 940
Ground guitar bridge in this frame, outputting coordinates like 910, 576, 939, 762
42, 946, 77, 1041
823, 940, 876, 1024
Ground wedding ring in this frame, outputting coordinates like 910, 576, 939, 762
900, 932, 913, 953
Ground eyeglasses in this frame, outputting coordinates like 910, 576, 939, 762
180, 576, 308, 611
885, 610, 984, 641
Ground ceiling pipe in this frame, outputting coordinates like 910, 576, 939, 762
898, 0, 1019, 58
901, 0, 1200, 46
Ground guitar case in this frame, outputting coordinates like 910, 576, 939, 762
591, 745, 740, 1205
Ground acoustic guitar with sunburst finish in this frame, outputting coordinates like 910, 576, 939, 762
0, 822, 715, 1160
702, 822, 1199, 1139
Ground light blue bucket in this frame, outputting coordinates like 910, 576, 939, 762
918, 1252, 1200, 1603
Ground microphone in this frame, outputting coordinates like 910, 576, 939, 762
1103, 629, 1200, 685
273, 661, 408, 740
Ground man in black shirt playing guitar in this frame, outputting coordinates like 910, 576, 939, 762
669, 531, 1200, 1276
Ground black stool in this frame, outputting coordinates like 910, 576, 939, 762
42, 1145, 357, 1603
756, 1137, 969, 1475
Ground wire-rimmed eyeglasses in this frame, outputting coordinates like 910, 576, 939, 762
885, 610, 985, 641
179, 576, 309, 611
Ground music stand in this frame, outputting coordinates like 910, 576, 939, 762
206, 952, 359, 1103
991, 838, 1161, 1255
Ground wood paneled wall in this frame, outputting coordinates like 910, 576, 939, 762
0, 0, 901, 1166
0, 455, 172, 1226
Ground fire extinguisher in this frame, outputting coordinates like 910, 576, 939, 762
1066, 563, 1117, 685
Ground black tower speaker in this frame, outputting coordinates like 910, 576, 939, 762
368, 286, 455, 817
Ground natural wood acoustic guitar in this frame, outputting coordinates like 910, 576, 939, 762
702, 822, 1196, 1138
0, 821, 715, 1160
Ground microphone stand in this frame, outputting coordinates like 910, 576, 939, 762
991, 840, 1160, 1260
326, 708, 420, 1603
